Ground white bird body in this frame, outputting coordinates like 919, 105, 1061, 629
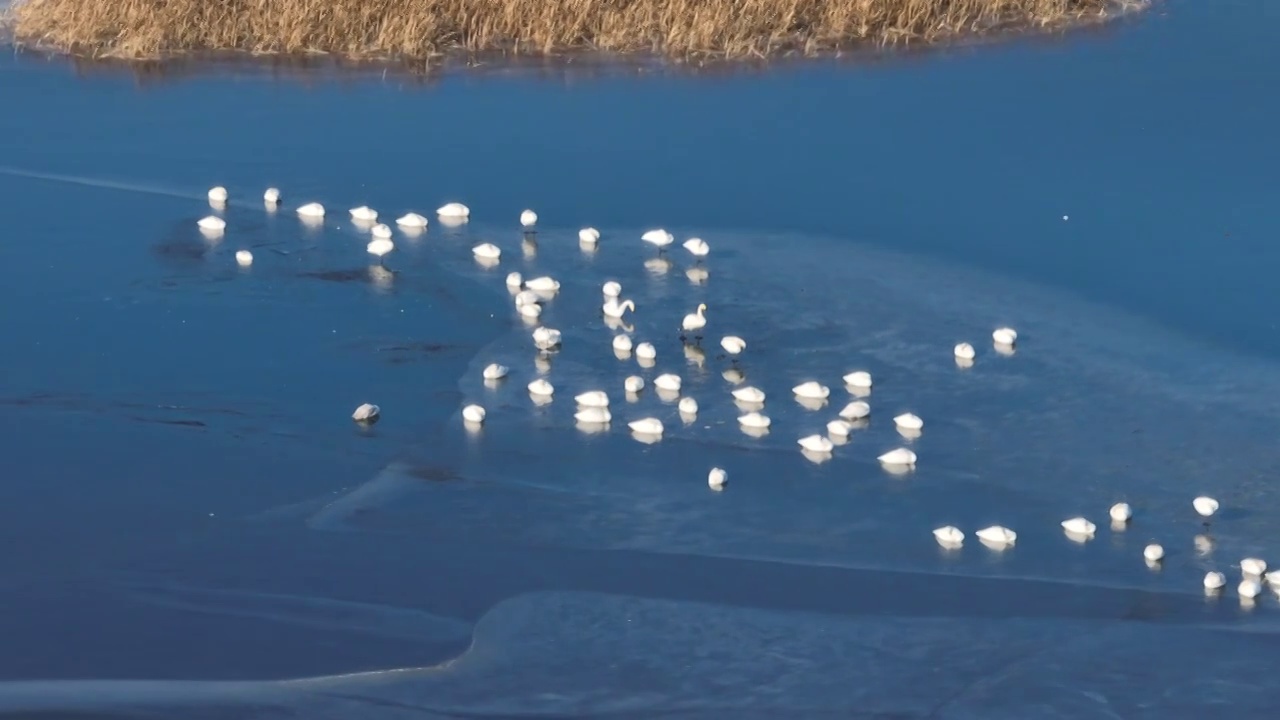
473, 242, 502, 260
603, 299, 636, 318
350, 206, 378, 222
197, 216, 226, 231
396, 212, 428, 228
976, 526, 1017, 546
629, 418, 664, 435
683, 238, 710, 257
679, 397, 698, 415
624, 376, 645, 393
367, 238, 394, 260
721, 336, 746, 355
839, 401, 870, 420
1144, 543, 1164, 562
579, 228, 601, 244
462, 404, 486, 424
954, 342, 976, 360
894, 413, 923, 430
682, 304, 708, 333
575, 391, 610, 408
1193, 496, 1219, 517
208, 186, 228, 203
933, 526, 964, 545
798, 434, 834, 453
1264, 570, 1280, 587
518, 303, 541, 319
1061, 517, 1096, 536
235, 250, 253, 266
1109, 502, 1133, 523
296, 202, 325, 218
738, 412, 771, 428
482, 363, 509, 380
732, 386, 765, 403
370, 223, 392, 239
262, 187, 280, 204
641, 229, 675, 249
520, 209, 538, 227
992, 327, 1018, 345
527, 379, 554, 396
532, 327, 561, 349
877, 447, 917, 466
437, 202, 470, 218
506, 272, 524, 290
352, 403, 380, 422
843, 371, 873, 388
602, 281, 622, 298
613, 335, 634, 353
635, 342, 657, 360
1204, 571, 1226, 590
654, 374, 682, 392
792, 382, 830, 399
1241, 558, 1268, 576
525, 276, 560, 292
1239, 579, 1263, 599
575, 407, 611, 424
827, 419, 854, 437
707, 467, 727, 490
514, 290, 540, 307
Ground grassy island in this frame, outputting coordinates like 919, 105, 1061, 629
6, 0, 1135, 62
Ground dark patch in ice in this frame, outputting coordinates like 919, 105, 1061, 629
297, 268, 379, 283
129, 416, 207, 428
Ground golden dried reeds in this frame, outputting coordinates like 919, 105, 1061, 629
6, 0, 1123, 61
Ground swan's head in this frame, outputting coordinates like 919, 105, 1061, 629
697, 303, 707, 314
623, 299, 636, 312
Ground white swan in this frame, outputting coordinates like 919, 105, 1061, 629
954, 342, 976, 360
877, 448, 916, 466
738, 412, 771, 429
1203, 571, 1226, 591
624, 375, 645, 393
1061, 517, 1096, 536
197, 216, 226, 232
296, 202, 325, 218
532, 327, 561, 349
976, 526, 1017, 546
367, 238, 394, 262
732, 386, 765, 403
635, 342, 657, 360
514, 290, 540, 307
603, 299, 635, 318
518, 303, 542, 319
894, 413, 923, 431
792, 382, 830, 399
933, 526, 964, 545
437, 202, 470, 218
1193, 496, 1219, 517
1143, 543, 1164, 562
839, 401, 870, 420
678, 397, 698, 415
641, 229, 675, 250
1109, 502, 1132, 523
473, 243, 501, 260
629, 417, 664, 435
263, 187, 280, 204
613, 335, 633, 353
843, 371, 873, 388
461, 404, 486, 424
992, 327, 1018, 345
1239, 579, 1263, 599
681, 304, 708, 335
350, 206, 378, 222
525, 276, 560, 292
396, 212, 428, 228
707, 467, 727, 490
352, 403, 380, 422
798, 435, 834, 453
826, 419, 853, 437
235, 250, 253, 266
482, 363, 509, 380
683, 237, 710, 257
520, 209, 538, 227
208, 186, 228, 203
579, 228, 601, 244
575, 407, 611, 424
370, 224, 392, 239
654, 374, 682, 392
575, 391, 609, 408
1242, 558, 1267, 576
527, 378, 554, 396
1265, 570, 1280, 587
602, 281, 621, 298
506, 272, 523, 290
721, 336, 746, 356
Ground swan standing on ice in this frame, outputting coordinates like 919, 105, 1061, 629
575, 407, 611, 424
732, 386, 765, 404
350, 206, 378, 222
520, 209, 538, 228
976, 526, 1016, 548
613, 335, 634, 354
992, 327, 1018, 346
738, 412, 771, 429
721, 336, 746, 360
1109, 502, 1133, 523
528, 378, 554, 396
437, 202, 470, 219
1203, 571, 1226, 591
629, 418, 664, 435
367, 238, 394, 264
263, 187, 281, 205
1193, 496, 1219, 519
827, 419, 854, 437
208, 186, 228, 204
792, 382, 831, 399
602, 281, 621, 298
297, 202, 325, 218
654, 374, 682, 393
603, 299, 635, 319
839, 401, 870, 420
1143, 543, 1164, 562
641, 229, 675, 252
532, 327, 561, 350
683, 238, 710, 259
371, 224, 392, 239
679, 397, 698, 416
506, 272, 524, 291
708, 467, 727, 491
1239, 579, 1263, 600
575, 391, 609, 408
933, 526, 964, 547
518, 303, 542, 320
461, 404, 486, 425
894, 413, 923, 431
877, 448, 916, 466
197, 216, 226, 233
954, 343, 976, 361
473, 243, 502, 260
235, 250, 253, 266
798, 435, 834, 453
482, 363, 509, 380
525, 276, 560, 293
843, 371, 873, 389
681, 304, 708, 342
397, 212, 428, 228
1061, 517, 1096, 538
635, 342, 657, 361
1241, 558, 1267, 577
352, 403, 380, 423
624, 376, 645, 394
579, 228, 601, 244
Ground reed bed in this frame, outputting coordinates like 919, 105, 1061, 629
7, 0, 1126, 61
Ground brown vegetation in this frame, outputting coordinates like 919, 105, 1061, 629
7, 0, 1131, 62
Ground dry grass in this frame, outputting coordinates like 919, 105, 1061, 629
6, 0, 1130, 62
